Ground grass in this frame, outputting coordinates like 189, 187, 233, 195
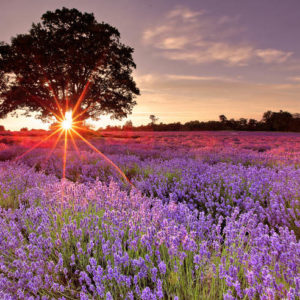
15, 203, 248, 299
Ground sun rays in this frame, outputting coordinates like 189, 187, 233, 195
14, 78, 133, 189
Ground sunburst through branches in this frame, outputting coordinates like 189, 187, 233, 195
14, 79, 133, 190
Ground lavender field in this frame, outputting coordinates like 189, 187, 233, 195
0, 131, 299, 300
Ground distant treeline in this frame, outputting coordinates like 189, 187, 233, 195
0, 110, 299, 133
103, 110, 300, 132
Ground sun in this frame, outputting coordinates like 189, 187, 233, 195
61, 111, 73, 130
14, 78, 133, 188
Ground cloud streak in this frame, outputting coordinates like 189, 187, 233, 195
135, 72, 300, 111
143, 6, 293, 66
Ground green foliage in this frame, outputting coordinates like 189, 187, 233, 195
0, 186, 21, 210
25, 204, 241, 299
123, 163, 154, 180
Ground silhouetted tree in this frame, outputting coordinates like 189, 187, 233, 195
219, 115, 227, 123
123, 120, 133, 130
0, 8, 139, 122
262, 111, 273, 123
184, 120, 201, 131
262, 110, 293, 131
149, 114, 159, 124
290, 114, 300, 131
105, 125, 122, 131
238, 118, 248, 129
248, 119, 258, 130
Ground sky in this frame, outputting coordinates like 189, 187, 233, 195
0, 0, 300, 130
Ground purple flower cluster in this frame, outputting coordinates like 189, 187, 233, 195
0, 131, 299, 299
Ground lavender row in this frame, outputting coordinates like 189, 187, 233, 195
0, 162, 299, 299
0, 131, 299, 299
4, 142, 299, 237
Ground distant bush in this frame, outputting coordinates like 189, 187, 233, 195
0, 138, 14, 145
26, 129, 48, 136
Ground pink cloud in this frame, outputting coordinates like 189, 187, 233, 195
143, 6, 293, 66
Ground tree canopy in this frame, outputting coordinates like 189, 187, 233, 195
0, 7, 140, 122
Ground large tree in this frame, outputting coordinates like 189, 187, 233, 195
0, 8, 140, 123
